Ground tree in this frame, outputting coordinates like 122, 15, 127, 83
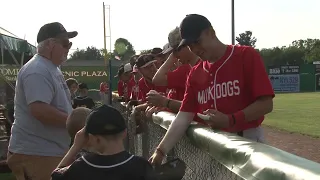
69, 46, 104, 60
236, 31, 257, 47
113, 38, 136, 62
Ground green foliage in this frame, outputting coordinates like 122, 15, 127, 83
140, 49, 152, 55
236, 31, 257, 47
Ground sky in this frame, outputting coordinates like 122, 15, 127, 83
1, 0, 320, 54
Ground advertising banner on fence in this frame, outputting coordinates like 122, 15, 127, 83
269, 74, 300, 92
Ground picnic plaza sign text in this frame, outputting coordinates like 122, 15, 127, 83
0, 67, 107, 82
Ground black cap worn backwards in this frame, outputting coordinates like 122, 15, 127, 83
37, 22, 78, 43
135, 54, 157, 68
85, 105, 126, 135
178, 14, 212, 49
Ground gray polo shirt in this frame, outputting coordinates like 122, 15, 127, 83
8, 54, 73, 157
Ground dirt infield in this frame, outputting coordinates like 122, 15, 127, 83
263, 125, 320, 163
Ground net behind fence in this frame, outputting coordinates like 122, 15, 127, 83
114, 101, 243, 180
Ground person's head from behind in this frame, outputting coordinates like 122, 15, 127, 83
167, 27, 197, 64
66, 107, 91, 140
78, 83, 89, 96
178, 14, 219, 60
36, 22, 77, 65
136, 54, 158, 81
85, 105, 127, 154
66, 78, 78, 94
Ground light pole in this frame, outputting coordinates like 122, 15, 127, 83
103, 3, 112, 105
231, 0, 235, 45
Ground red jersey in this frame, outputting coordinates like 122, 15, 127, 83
166, 60, 200, 101
180, 45, 274, 132
117, 79, 134, 99
100, 82, 108, 93
138, 77, 168, 102
130, 78, 140, 100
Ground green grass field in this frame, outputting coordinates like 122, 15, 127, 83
264, 92, 320, 138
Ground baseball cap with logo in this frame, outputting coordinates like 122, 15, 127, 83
162, 27, 182, 54
37, 22, 78, 43
85, 105, 126, 135
135, 54, 157, 69
178, 14, 212, 49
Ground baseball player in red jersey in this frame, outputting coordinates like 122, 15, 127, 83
147, 27, 200, 113
116, 63, 134, 102
149, 14, 274, 165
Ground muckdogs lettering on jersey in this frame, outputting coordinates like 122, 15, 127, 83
198, 80, 240, 104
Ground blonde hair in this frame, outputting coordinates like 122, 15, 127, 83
66, 107, 91, 139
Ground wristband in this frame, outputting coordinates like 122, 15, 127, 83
156, 147, 167, 157
233, 111, 246, 126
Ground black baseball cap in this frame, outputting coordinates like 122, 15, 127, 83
135, 54, 157, 68
85, 105, 126, 135
37, 22, 78, 43
151, 47, 163, 57
78, 83, 88, 90
178, 14, 212, 49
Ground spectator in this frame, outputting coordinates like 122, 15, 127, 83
147, 27, 201, 113
149, 14, 274, 165
117, 63, 134, 102
66, 78, 79, 103
99, 81, 109, 104
7, 22, 77, 180
73, 83, 95, 109
66, 107, 91, 157
51, 105, 157, 180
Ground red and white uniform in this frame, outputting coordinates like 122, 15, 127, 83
117, 79, 134, 99
138, 77, 168, 102
130, 78, 140, 100
180, 45, 274, 132
166, 60, 201, 101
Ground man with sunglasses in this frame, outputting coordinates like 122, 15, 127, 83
7, 22, 77, 180
149, 14, 274, 165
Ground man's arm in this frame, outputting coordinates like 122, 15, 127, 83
242, 96, 273, 122
152, 53, 176, 86
57, 145, 82, 168
157, 112, 194, 154
23, 74, 68, 127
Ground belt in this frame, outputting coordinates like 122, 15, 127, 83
237, 131, 243, 137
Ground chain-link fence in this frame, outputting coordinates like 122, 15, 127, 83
114, 101, 243, 180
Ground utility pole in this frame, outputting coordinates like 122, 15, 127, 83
231, 0, 235, 45
103, 3, 112, 105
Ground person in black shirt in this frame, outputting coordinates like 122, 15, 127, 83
51, 105, 157, 180
73, 83, 95, 109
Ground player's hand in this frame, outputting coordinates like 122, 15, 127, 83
203, 109, 230, 129
149, 150, 165, 166
146, 93, 167, 107
73, 128, 88, 149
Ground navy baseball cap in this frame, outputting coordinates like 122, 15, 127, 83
178, 14, 212, 49
85, 105, 126, 135
37, 22, 78, 43
135, 54, 157, 68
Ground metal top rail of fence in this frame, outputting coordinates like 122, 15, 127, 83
110, 92, 320, 180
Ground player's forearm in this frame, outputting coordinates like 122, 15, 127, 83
166, 99, 182, 113
157, 112, 193, 154
57, 145, 81, 168
29, 102, 68, 127
152, 55, 175, 86
242, 96, 273, 122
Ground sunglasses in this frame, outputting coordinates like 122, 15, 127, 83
53, 38, 72, 49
